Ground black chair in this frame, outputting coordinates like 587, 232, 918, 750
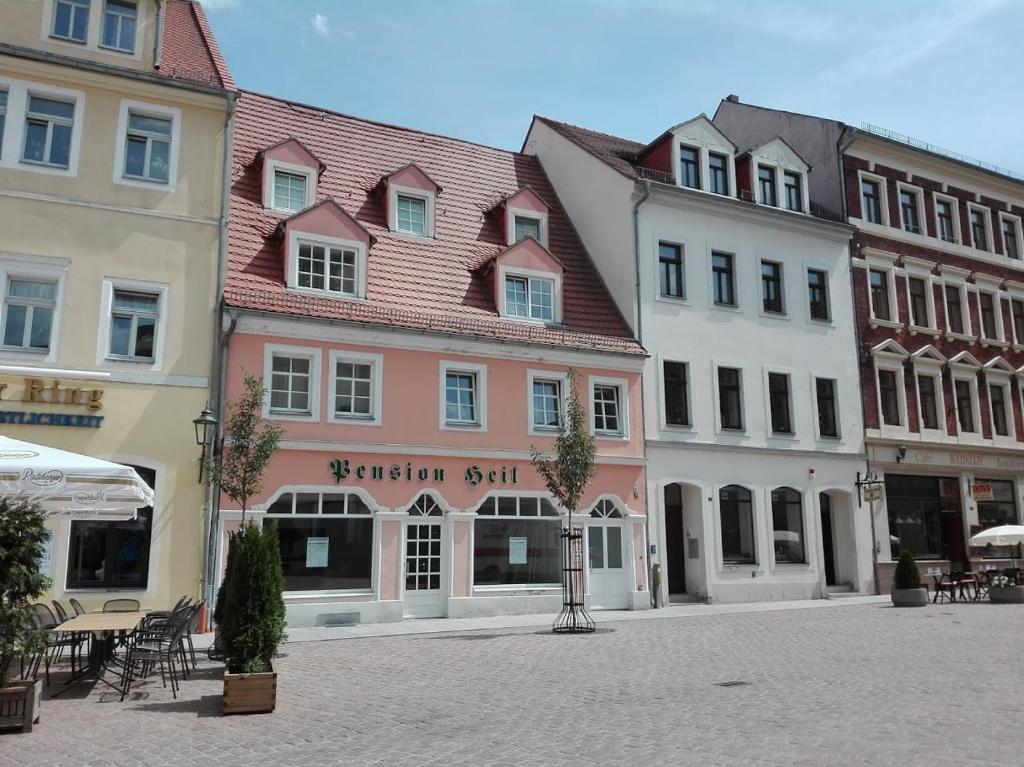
30, 603, 80, 684
69, 598, 87, 616
103, 598, 141, 613
119, 607, 193, 700
52, 601, 70, 623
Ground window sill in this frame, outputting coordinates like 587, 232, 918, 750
390, 230, 434, 241
442, 422, 485, 431
869, 318, 903, 330
328, 416, 381, 427
945, 332, 976, 344
282, 590, 375, 600
472, 585, 560, 594
593, 432, 627, 441
908, 325, 941, 338
266, 411, 317, 423
979, 338, 1009, 349
98, 44, 136, 55
654, 294, 690, 307
49, 35, 87, 45
711, 302, 741, 313
759, 310, 789, 321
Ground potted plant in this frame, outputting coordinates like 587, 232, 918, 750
890, 550, 928, 607
207, 374, 284, 714
0, 498, 50, 733
989, 573, 1024, 603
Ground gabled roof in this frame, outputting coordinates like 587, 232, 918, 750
739, 135, 813, 171
380, 162, 443, 194
475, 236, 567, 273
641, 114, 737, 157
226, 92, 641, 355
949, 350, 983, 368
871, 339, 910, 358
158, 0, 235, 90
983, 356, 1016, 374
497, 186, 549, 212
260, 137, 326, 172
275, 198, 376, 246
531, 116, 644, 180
910, 345, 947, 364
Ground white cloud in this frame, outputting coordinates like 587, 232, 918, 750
311, 12, 331, 37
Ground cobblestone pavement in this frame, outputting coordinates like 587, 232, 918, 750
5, 602, 1022, 766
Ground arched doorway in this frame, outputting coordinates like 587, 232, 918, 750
587, 499, 627, 609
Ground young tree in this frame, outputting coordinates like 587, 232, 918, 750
0, 498, 51, 687
207, 373, 283, 523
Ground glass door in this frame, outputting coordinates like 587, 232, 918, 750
587, 523, 626, 609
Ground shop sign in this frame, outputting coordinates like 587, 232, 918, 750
972, 482, 995, 502
0, 378, 105, 429
329, 457, 520, 487
862, 484, 883, 503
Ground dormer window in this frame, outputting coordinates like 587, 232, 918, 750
513, 215, 542, 243
297, 241, 357, 296
260, 138, 324, 214
709, 152, 729, 195
383, 164, 440, 238
783, 171, 803, 212
274, 171, 308, 214
505, 275, 554, 322
279, 199, 373, 300
758, 165, 777, 207
679, 145, 700, 189
396, 193, 427, 235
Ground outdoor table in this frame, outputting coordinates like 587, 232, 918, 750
49, 611, 148, 697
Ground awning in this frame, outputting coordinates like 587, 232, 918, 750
0, 436, 154, 520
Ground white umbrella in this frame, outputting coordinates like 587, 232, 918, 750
970, 525, 1024, 548
0, 436, 154, 520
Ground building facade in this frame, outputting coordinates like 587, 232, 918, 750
525, 114, 873, 605
717, 97, 1024, 590
219, 91, 649, 627
0, 0, 233, 610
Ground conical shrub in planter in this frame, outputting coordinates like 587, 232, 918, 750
891, 550, 928, 607
220, 522, 285, 714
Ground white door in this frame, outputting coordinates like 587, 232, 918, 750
588, 523, 627, 609
404, 495, 445, 618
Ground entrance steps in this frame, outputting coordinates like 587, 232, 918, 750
826, 585, 866, 599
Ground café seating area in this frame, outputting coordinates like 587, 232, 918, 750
930, 568, 1021, 603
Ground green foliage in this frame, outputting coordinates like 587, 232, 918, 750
207, 373, 283, 520
530, 370, 597, 517
219, 522, 286, 674
213, 531, 238, 627
892, 550, 922, 590
0, 497, 51, 686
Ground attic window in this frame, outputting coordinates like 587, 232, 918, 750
396, 194, 427, 235
275, 171, 307, 213
263, 158, 315, 214
513, 215, 542, 243
505, 275, 554, 322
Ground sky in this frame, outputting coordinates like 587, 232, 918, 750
200, 0, 1024, 173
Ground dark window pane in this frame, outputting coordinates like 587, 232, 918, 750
473, 518, 561, 585
900, 190, 920, 233
869, 269, 891, 321
816, 378, 838, 437
720, 485, 755, 564
808, 269, 829, 320
768, 372, 792, 434
955, 379, 976, 433
976, 479, 1018, 557
945, 286, 964, 334
679, 145, 700, 189
718, 367, 743, 430
663, 360, 689, 426
908, 277, 929, 327
712, 252, 735, 306
784, 171, 802, 212
918, 375, 939, 430
861, 180, 882, 224
658, 242, 684, 298
709, 153, 728, 195
886, 474, 947, 560
990, 384, 1008, 437
761, 261, 783, 314
979, 292, 998, 339
758, 166, 777, 206
937, 200, 956, 242
879, 369, 901, 426
772, 487, 805, 563
273, 516, 373, 591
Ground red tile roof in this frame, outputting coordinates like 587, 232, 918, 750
158, 0, 235, 90
225, 91, 643, 356
532, 116, 645, 179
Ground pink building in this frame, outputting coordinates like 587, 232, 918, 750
219, 92, 649, 626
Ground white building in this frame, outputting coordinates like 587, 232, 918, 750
525, 114, 874, 603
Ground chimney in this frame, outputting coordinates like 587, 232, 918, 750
726, 94, 740, 103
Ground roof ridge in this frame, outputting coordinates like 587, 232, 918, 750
535, 115, 644, 147
240, 89, 536, 159
186, 0, 235, 90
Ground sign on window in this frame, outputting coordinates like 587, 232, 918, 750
508, 536, 528, 565
972, 482, 994, 502
305, 537, 329, 568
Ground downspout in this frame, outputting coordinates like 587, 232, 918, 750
152, 0, 163, 69
201, 90, 238, 622
838, 125, 879, 596
632, 181, 655, 607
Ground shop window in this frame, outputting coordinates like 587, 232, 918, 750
473, 496, 561, 587
886, 475, 959, 560
66, 465, 154, 589
975, 479, 1019, 558
265, 491, 374, 592
720, 485, 755, 564
771, 487, 805, 563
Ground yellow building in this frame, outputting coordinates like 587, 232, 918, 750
0, 0, 234, 613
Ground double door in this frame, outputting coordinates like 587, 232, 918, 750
588, 523, 627, 609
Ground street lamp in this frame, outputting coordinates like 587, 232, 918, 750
193, 405, 217, 483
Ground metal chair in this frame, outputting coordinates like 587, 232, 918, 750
69, 598, 87, 616
51, 601, 70, 623
30, 604, 80, 684
103, 598, 141, 612
119, 606, 193, 700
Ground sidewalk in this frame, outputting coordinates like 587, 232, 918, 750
274, 594, 888, 643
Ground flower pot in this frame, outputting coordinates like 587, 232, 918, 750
891, 587, 929, 607
222, 665, 277, 715
0, 679, 41, 733
989, 585, 1024, 603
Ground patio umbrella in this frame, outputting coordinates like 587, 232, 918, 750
969, 525, 1024, 567
0, 436, 154, 520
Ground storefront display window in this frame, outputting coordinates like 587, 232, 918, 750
720, 485, 755, 564
886, 475, 962, 561
67, 465, 154, 590
976, 479, 1019, 559
473, 496, 561, 587
265, 491, 374, 592
771, 487, 805, 563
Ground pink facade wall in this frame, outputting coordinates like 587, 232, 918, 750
496, 238, 563, 274
287, 202, 369, 245
451, 519, 471, 597
505, 188, 548, 214
388, 164, 437, 192
264, 139, 319, 169
379, 520, 401, 600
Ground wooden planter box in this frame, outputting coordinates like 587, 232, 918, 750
989, 585, 1024, 603
0, 679, 41, 733
223, 666, 277, 715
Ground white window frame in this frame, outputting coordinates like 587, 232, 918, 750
328, 350, 383, 426
939, 265, 973, 342
439, 360, 487, 431
763, 367, 795, 438
910, 348, 948, 439
667, 123, 737, 197
712, 363, 747, 435
0, 254, 68, 364
48, 0, 91, 44
497, 265, 562, 324
658, 356, 695, 432
654, 235, 688, 305
285, 229, 366, 299
871, 342, 909, 437
99, 0, 137, 54
804, 263, 832, 324
755, 162, 779, 207
983, 367, 1016, 445
896, 182, 926, 236
112, 99, 181, 190
857, 170, 890, 227
526, 369, 569, 436
262, 343, 322, 422
863, 250, 900, 329
933, 192, 962, 245
974, 277, 1007, 348
968, 203, 994, 252
902, 257, 938, 336
782, 169, 806, 214
588, 375, 629, 440
950, 368, 982, 442
42, 0, 145, 60
0, 79, 85, 177
1006, 281, 1024, 350
757, 256, 787, 319
388, 183, 435, 238
95, 277, 169, 369
708, 246, 740, 311
998, 211, 1024, 261
507, 206, 549, 247
263, 158, 316, 213
677, 142, 703, 190
809, 373, 843, 441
